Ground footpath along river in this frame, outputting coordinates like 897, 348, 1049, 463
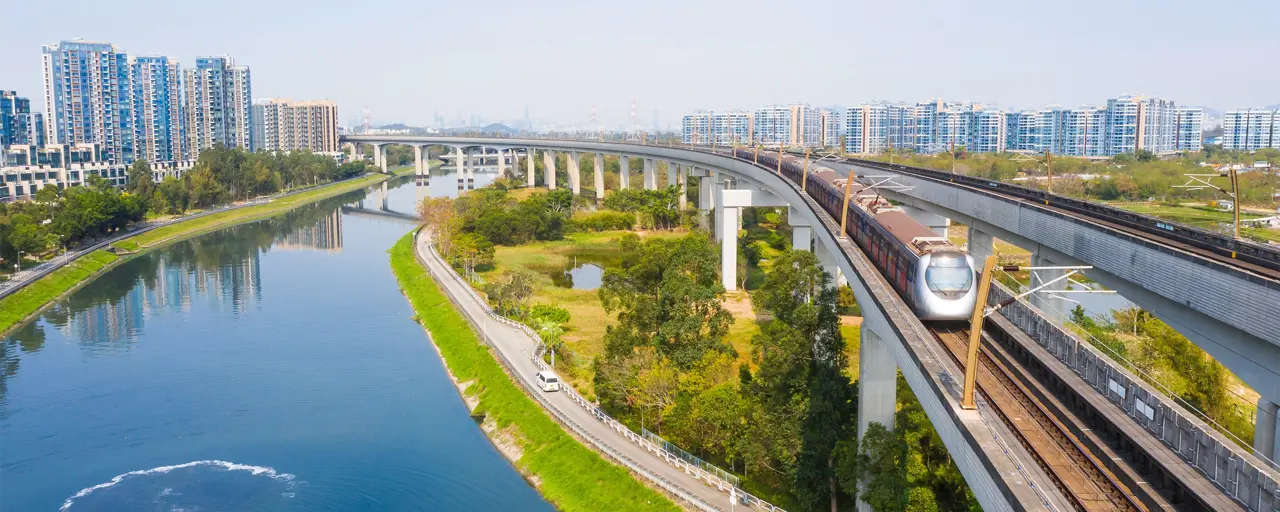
0, 173, 551, 511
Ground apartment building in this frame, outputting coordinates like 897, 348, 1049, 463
131, 56, 185, 164
252, 99, 339, 153
184, 57, 253, 157
1222, 109, 1278, 151
41, 40, 134, 164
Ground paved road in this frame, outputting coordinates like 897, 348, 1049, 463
414, 232, 781, 512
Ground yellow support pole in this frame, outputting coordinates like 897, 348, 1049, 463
753, 145, 759, 164
839, 171, 856, 237
961, 255, 999, 410
802, 148, 811, 191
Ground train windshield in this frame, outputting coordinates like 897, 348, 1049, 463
925, 255, 973, 294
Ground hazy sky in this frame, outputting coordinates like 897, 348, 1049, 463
3, 0, 1276, 129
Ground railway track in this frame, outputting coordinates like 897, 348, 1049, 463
930, 323, 1148, 512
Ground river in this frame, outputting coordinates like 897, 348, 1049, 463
0, 173, 551, 511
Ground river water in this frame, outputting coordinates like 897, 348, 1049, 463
0, 174, 551, 511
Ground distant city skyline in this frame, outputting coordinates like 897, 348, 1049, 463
2, 0, 1278, 129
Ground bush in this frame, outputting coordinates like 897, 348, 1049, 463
570, 211, 635, 232
531, 304, 571, 324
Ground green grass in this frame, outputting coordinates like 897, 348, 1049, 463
1117, 203, 1263, 225
0, 249, 118, 333
388, 234, 681, 512
120, 173, 389, 251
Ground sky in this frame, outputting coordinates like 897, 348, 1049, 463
3, 0, 1277, 130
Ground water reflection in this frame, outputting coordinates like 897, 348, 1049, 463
1, 191, 364, 399
419, 166, 499, 199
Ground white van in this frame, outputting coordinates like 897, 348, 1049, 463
536, 370, 560, 392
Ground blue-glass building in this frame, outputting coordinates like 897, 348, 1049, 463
131, 56, 186, 164
41, 40, 134, 164
184, 56, 253, 157
1, 91, 32, 147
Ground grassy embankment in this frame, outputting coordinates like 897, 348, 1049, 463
1113, 202, 1279, 243
0, 171, 404, 335
388, 234, 681, 512
116, 171, 404, 252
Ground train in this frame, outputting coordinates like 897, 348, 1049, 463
739, 149, 979, 321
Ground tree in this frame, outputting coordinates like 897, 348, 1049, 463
126, 159, 155, 197
794, 283, 855, 512
451, 232, 494, 275
484, 269, 536, 317
598, 233, 733, 369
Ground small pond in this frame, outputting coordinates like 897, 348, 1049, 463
549, 261, 605, 290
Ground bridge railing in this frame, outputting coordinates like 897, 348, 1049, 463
987, 281, 1280, 511
414, 229, 785, 512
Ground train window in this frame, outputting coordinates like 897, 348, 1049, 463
924, 255, 973, 294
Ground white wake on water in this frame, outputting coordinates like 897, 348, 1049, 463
60, 460, 296, 511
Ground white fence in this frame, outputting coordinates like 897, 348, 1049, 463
414, 229, 786, 512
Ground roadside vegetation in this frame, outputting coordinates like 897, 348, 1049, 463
416, 176, 978, 511
387, 234, 681, 512
0, 162, 395, 337
0, 145, 371, 275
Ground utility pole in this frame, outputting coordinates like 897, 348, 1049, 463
839, 171, 856, 237
777, 146, 784, 175
1175, 171, 1242, 240
962, 255, 997, 410
802, 148, 811, 191
1045, 149, 1054, 194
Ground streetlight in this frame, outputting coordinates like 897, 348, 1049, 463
16, 250, 25, 272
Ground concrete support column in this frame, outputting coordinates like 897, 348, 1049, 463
698, 174, 713, 212
789, 207, 812, 252
677, 166, 687, 210
619, 155, 630, 189
1255, 398, 1280, 464
720, 203, 740, 291
379, 145, 388, 172
857, 325, 898, 512
643, 159, 657, 190
667, 161, 678, 188
496, 148, 506, 177
713, 178, 727, 241
1030, 250, 1067, 325
350, 142, 360, 162
567, 151, 581, 195
413, 145, 424, 176
817, 238, 848, 287
526, 149, 535, 187
453, 146, 465, 190
902, 205, 950, 237
543, 150, 557, 190
594, 153, 606, 202
967, 225, 994, 265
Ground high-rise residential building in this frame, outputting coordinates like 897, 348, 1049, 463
713, 111, 752, 146
184, 56, 253, 157
1, 91, 33, 148
884, 103, 918, 152
914, 99, 944, 153
845, 104, 888, 155
1048, 106, 1106, 157
753, 104, 823, 147
41, 40, 134, 164
252, 99, 340, 153
1174, 107, 1204, 152
29, 112, 46, 148
1005, 109, 1055, 153
681, 111, 712, 144
1221, 109, 1277, 151
967, 107, 1006, 154
1103, 96, 1179, 156
935, 107, 970, 153
821, 108, 844, 149
130, 56, 185, 164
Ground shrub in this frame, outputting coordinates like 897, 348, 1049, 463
571, 211, 635, 232
531, 304, 571, 324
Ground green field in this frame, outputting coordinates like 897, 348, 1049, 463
1114, 203, 1279, 243
388, 233, 681, 512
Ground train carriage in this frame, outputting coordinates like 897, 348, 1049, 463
737, 149, 977, 321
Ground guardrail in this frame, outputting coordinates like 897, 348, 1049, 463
987, 281, 1280, 511
413, 229, 786, 512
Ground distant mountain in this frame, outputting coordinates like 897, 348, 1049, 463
377, 123, 418, 131
480, 123, 515, 134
